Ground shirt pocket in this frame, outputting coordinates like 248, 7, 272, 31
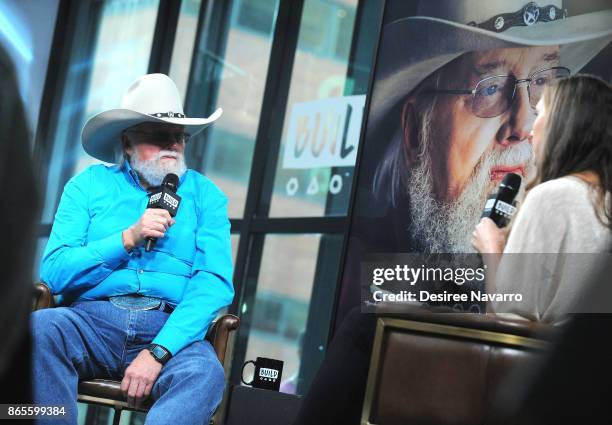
159, 202, 198, 260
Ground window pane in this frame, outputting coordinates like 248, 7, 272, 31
168, 0, 202, 99
269, 0, 363, 217
33, 237, 48, 282
187, 0, 279, 218
0, 0, 59, 139
236, 0, 276, 34
242, 234, 342, 395
231, 234, 240, 264
41, 0, 159, 222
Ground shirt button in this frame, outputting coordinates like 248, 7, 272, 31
139, 269, 144, 274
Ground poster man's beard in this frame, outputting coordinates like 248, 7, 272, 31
130, 150, 187, 187
407, 142, 533, 253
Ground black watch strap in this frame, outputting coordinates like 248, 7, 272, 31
148, 344, 172, 365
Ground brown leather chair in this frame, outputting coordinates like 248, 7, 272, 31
361, 308, 558, 425
33, 283, 239, 425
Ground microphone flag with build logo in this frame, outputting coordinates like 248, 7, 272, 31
145, 173, 181, 252
481, 172, 522, 228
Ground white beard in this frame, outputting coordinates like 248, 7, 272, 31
407, 142, 533, 253
130, 150, 187, 187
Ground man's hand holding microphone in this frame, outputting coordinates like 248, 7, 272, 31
122, 173, 181, 253
122, 209, 175, 252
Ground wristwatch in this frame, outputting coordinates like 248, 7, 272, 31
147, 344, 172, 365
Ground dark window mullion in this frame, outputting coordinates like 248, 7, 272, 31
249, 217, 346, 234
147, 0, 182, 75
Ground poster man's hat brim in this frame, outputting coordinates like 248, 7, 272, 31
370, 8, 612, 130
82, 73, 222, 163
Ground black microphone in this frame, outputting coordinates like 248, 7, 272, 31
481, 172, 522, 228
145, 173, 181, 252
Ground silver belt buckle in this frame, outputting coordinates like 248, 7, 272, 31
109, 294, 162, 311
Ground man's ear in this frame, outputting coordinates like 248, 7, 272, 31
400, 95, 420, 167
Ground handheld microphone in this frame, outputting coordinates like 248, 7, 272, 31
481, 172, 522, 228
145, 173, 181, 252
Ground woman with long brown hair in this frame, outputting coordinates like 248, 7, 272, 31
472, 74, 611, 323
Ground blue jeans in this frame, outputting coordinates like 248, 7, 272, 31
31, 301, 225, 425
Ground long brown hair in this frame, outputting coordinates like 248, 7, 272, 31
529, 74, 612, 229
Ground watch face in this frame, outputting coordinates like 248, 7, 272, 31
151, 345, 169, 363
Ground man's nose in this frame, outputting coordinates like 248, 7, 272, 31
163, 139, 181, 150
499, 84, 534, 146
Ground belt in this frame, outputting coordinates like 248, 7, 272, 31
108, 294, 174, 313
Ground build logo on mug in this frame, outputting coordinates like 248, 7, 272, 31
241, 357, 284, 391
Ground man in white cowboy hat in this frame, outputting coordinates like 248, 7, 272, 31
368, 0, 612, 254
297, 2, 612, 425
32, 73, 232, 424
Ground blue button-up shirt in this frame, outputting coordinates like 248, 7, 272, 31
40, 161, 235, 355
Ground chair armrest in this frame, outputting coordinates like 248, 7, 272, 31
33, 282, 55, 311
205, 314, 240, 365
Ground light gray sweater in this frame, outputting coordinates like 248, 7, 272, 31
493, 176, 611, 323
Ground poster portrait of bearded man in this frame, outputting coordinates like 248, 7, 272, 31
333, 0, 612, 323
360, 0, 612, 254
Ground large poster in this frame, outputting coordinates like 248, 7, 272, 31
336, 0, 612, 324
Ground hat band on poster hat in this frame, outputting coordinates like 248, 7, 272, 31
468, 2, 567, 33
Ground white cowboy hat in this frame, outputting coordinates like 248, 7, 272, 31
370, 0, 612, 130
82, 73, 222, 163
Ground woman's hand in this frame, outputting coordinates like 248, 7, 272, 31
471, 218, 506, 254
